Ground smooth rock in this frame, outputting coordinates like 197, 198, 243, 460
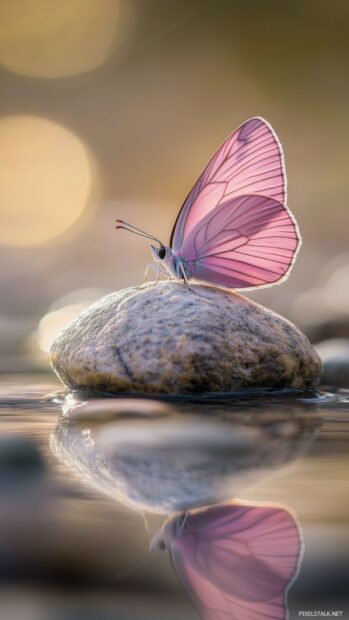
315, 338, 349, 386
50, 282, 321, 395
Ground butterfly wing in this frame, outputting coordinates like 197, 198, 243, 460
171, 117, 287, 254
172, 551, 285, 620
169, 503, 302, 620
181, 193, 299, 289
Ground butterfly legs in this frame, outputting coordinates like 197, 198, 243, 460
177, 260, 193, 289
176, 510, 189, 537
141, 263, 171, 288
178, 261, 202, 296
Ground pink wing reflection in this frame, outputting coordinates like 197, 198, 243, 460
152, 502, 302, 620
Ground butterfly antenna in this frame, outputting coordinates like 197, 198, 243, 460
115, 219, 163, 246
115, 557, 149, 579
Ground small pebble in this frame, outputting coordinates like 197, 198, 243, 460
315, 338, 349, 386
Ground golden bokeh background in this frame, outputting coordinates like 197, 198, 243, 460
0, 0, 125, 78
0, 0, 348, 367
0, 115, 95, 246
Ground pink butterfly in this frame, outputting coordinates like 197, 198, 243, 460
150, 501, 302, 620
116, 117, 301, 290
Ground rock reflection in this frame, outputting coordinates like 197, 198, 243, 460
51, 396, 319, 513
50, 396, 312, 619
151, 501, 302, 620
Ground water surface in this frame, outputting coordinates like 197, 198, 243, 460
0, 374, 348, 619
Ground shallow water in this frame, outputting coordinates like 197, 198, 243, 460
0, 374, 348, 620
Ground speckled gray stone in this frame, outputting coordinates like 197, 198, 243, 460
50, 282, 321, 394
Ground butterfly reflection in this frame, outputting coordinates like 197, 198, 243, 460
150, 501, 302, 620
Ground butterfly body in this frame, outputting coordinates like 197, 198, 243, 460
116, 117, 301, 291
150, 244, 186, 281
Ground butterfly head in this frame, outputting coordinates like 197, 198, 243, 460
115, 220, 181, 280
151, 244, 180, 280
149, 513, 187, 553
151, 244, 169, 262
149, 529, 170, 553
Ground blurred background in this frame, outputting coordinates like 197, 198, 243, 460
1, 4, 349, 619
0, 0, 349, 371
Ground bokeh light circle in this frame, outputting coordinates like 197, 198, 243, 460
38, 305, 87, 354
0, 0, 123, 78
0, 115, 93, 247
37, 289, 107, 353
